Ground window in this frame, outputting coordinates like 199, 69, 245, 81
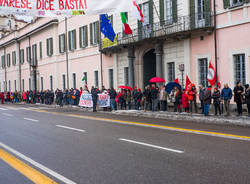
20, 49, 24, 64
234, 54, 246, 85
32, 44, 37, 66
83, 72, 88, 84
124, 67, 129, 86
7, 54, 11, 67
72, 73, 76, 89
14, 80, 16, 91
94, 71, 99, 87
168, 62, 175, 82
79, 26, 88, 48
29, 78, 31, 91
41, 77, 44, 91
231, 0, 243, 6
198, 58, 208, 87
8, 20, 12, 29
39, 41, 42, 59
46, 38, 53, 56
22, 79, 24, 91
165, 0, 173, 23
143, 2, 150, 24
8, 80, 11, 91
1, 55, 5, 68
90, 21, 99, 45
197, 0, 205, 20
50, 76, 53, 91
59, 34, 65, 53
12, 51, 16, 65
62, 75, 66, 90
68, 30, 76, 51
109, 69, 114, 88
26, 46, 31, 62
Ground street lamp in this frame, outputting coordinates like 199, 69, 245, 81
179, 64, 185, 87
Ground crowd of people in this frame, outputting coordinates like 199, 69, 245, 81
0, 81, 250, 117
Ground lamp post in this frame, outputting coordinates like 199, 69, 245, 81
179, 64, 185, 87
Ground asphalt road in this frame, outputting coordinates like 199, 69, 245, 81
0, 104, 250, 184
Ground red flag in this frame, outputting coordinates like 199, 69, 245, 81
185, 75, 191, 93
174, 78, 179, 84
207, 61, 217, 86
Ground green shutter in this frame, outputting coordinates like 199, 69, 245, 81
68, 32, 71, 50
160, 0, 165, 26
172, 0, 178, 23
73, 30, 76, 49
149, 0, 153, 37
243, 0, 250, 4
79, 27, 82, 48
223, 0, 230, 9
59, 35, 62, 53
204, 0, 211, 27
39, 42, 42, 59
190, 0, 195, 29
96, 21, 100, 44
85, 25, 88, 47
90, 23, 93, 45
138, 4, 143, 40
51, 38, 53, 56
46, 39, 49, 56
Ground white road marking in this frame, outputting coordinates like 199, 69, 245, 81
2, 113, 14, 117
0, 108, 8, 111
0, 141, 77, 184
56, 125, 86, 133
24, 118, 39, 122
119, 138, 184, 154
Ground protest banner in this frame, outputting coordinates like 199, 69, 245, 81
98, 94, 110, 107
0, 0, 132, 17
79, 94, 93, 107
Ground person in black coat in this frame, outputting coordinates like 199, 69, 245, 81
212, 88, 221, 116
91, 87, 98, 112
233, 82, 244, 116
245, 85, 250, 117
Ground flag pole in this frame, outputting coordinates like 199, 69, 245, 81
99, 15, 104, 88
65, 16, 69, 89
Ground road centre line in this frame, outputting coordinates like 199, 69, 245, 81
24, 118, 39, 122
119, 138, 184, 153
0, 142, 77, 184
56, 125, 86, 132
2, 113, 14, 117
32, 109, 250, 142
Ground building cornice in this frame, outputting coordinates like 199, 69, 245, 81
0, 19, 58, 48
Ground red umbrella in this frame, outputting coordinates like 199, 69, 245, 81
149, 77, 165, 83
118, 86, 133, 91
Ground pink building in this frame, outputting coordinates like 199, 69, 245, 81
190, 0, 250, 88
0, 16, 115, 92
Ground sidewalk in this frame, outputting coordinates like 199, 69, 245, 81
15, 103, 250, 127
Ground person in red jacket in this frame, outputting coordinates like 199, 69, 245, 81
0, 92, 4, 104
182, 90, 189, 112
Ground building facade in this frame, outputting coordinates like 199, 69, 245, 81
0, 0, 250, 93
0, 16, 115, 92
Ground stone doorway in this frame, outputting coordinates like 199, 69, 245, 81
143, 49, 156, 87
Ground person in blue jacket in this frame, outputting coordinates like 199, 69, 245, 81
221, 83, 233, 116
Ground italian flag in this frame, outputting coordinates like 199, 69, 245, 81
132, 0, 144, 23
120, 12, 132, 35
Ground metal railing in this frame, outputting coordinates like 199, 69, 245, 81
102, 12, 213, 50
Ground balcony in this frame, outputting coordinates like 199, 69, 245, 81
101, 12, 214, 51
